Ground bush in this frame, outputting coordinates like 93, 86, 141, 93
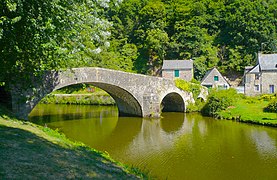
201, 88, 238, 117
174, 79, 202, 99
259, 94, 276, 101
186, 98, 205, 112
264, 98, 277, 113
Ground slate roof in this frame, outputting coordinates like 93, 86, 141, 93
258, 53, 277, 71
201, 67, 215, 83
162, 60, 193, 70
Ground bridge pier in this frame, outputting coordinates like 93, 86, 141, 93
142, 93, 161, 118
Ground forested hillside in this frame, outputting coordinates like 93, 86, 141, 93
105, 0, 277, 79
1, 0, 277, 85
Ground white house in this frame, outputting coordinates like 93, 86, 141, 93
201, 67, 230, 89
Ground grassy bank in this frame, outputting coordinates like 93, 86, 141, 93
0, 105, 146, 179
40, 85, 116, 105
217, 97, 277, 127
202, 89, 277, 127
40, 94, 115, 105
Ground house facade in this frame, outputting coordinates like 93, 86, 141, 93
201, 67, 230, 89
244, 53, 277, 96
162, 60, 193, 81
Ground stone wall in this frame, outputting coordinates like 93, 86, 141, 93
162, 69, 193, 81
244, 71, 277, 96
244, 73, 260, 96
261, 71, 277, 94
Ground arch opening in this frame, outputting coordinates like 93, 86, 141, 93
29, 82, 143, 119
89, 82, 142, 117
161, 92, 185, 112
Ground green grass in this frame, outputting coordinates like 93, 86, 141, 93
53, 84, 110, 96
40, 94, 115, 105
0, 105, 147, 179
217, 98, 277, 126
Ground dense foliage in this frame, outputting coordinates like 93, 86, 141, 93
106, 0, 277, 78
265, 98, 277, 113
174, 78, 202, 99
201, 88, 238, 117
1, 0, 277, 85
0, 0, 114, 83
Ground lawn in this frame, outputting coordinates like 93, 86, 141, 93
218, 97, 277, 126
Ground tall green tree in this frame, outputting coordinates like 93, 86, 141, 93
0, 0, 112, 84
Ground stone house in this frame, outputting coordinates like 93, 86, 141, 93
244, 53, 277, 96
200, 67, 230, 89
161, 60, 193, 81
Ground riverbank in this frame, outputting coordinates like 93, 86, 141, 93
217, 97, 277, 127
40, 85, 116, 105
0, 105, 146, 179
203, 91, 277, 127
40, 94, 115, 105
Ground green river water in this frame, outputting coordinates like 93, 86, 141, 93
29, 104, 277, 180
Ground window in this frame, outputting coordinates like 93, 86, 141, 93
255, 74, 259, 80
214, 76, 219, 81
269, 85, 275, 93
174, 70, 179, 77
254, 85, 260, 92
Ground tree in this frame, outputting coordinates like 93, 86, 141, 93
0, 0, 113, 84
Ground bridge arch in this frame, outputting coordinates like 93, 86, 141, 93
161, 92, 185, 112
31, 82, 143, 118
87, 82, 142, 117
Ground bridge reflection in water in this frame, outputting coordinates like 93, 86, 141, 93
29, 104, 277, 180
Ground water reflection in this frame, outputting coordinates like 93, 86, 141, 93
30, 104, 277, 180
249, 129, 277, 158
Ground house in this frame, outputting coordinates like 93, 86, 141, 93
161, 60, 193, 81
244, 53, 277, 96
200, 67, 230, 89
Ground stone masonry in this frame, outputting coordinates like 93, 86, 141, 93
11, 67, 197, 120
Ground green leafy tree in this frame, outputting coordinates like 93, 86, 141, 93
0, 0, 112, 84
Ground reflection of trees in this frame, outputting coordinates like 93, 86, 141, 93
249, 130, 277, 158
126, 113, 208, 157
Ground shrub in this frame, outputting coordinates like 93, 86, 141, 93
264, 98, 277, 113
186, 98, 205, 112
190, 78, 201, 84
174, 79, 190, 91
201, 88, 238, 117
174, 79, 202, 99
259, 94, 276, 101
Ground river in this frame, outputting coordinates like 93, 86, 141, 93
29, 104, 277, 179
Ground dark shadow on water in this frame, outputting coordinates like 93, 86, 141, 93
160, 112, 184, 133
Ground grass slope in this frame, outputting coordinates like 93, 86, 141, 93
0, 106, 145, 179
218, 98, 277, 126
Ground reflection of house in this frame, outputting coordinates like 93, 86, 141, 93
244, 53, 277, 96
200, 67, 230, 89
161, 60, 193, 81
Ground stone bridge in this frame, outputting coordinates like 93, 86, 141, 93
11, 67, 197, 120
